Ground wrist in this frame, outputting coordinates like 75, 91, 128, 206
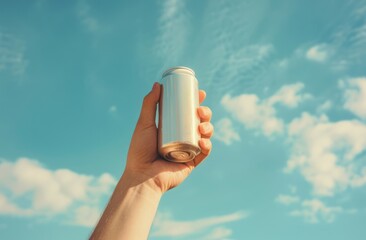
91, 169, 162, 239
119, 170, 164, 199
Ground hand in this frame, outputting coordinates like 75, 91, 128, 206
125, 82, 213, 194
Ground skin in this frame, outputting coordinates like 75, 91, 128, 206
90, 82, 213, 240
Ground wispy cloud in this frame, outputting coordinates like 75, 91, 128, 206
197, 1, 274, 94
108, 105, 117, 113
327, 1, 366, 70
284, 2, 366, 72
305, 44, 332, 62
290, 199, 343, 224
152, 210, 248, 238
276, 194, 356, 223
201, 227, 233, 240
213, 118, 240, 145
339, 77, 366, 119
275, 194, 300, 205
0, 158, 116, 227
0, 31, 28, 76
205, 44, 273, 94
154, 0, 189, 67
221, 83, 310, 137
76, 0, 100, 33
277, 59, 289, 68
316, 100, 332, 113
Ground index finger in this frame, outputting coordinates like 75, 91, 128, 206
199, 90, 206, 104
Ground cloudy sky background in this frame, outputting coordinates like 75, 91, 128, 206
1, 0, 366, 239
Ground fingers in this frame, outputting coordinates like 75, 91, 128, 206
199, 122, 214, 138
193, 138, 212, 167
199, 90, 206, 104
137, 82, 161, 129
194, 99, 213, 167
200, 138, 212, 155
197, 106, 212, 122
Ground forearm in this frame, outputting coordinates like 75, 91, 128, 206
90, 172, 162, 240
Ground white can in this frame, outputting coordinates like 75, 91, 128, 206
158, 66, 201, 162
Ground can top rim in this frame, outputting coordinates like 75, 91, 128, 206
162, 66, 195, 77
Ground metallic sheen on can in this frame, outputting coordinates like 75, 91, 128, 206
158, 66, 201, 162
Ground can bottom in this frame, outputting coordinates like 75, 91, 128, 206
159, 142, 201, 163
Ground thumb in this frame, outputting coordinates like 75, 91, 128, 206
137, 82, 161, 128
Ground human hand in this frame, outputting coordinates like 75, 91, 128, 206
124, 82, 213, 194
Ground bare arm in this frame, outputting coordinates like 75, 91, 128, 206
90, 82, 213, 240
89, 173, 162, 240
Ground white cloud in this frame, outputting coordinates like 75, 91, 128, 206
155, 0, 188, 65
222, 93, 284, 136
152, 210, 247, 238
222, 80, 366, 201
221, 83, 309, 137
268, 83, 312, 108
285, 112, 366, 196
0, 31, 28, 76
339, 77, 366, 119
213, 118, 240, 145
306, 44, 330, 62
290, 199, 343, 223
0, 158, 116, 227
275, 194, 300, 205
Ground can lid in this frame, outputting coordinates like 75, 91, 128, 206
162, 66, 195, 77
169, 151, 192, 161
160, 142, 201, 163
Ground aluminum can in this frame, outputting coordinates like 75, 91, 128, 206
158, 66, 201, 162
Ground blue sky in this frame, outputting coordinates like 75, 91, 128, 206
1, 0, 366, 239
